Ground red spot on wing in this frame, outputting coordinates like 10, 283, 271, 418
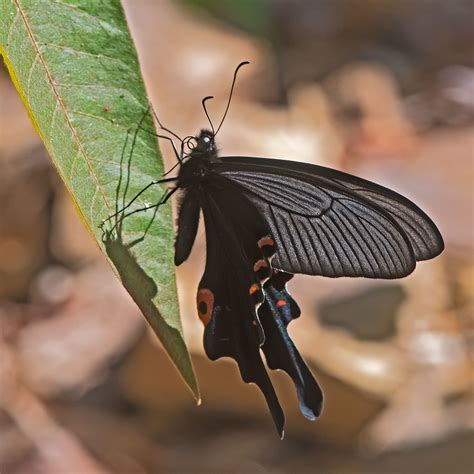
276, 299, 287, 307
197, 288, 214, 326
257, 235, 275, 249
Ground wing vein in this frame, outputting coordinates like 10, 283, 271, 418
338, 204, 393, 276
314, 219, 338, 276
349, 202, 410, 266
269, 204, 291, 266
290, 213, 313, 273
331, 204, 370, 274
337, 201, 382, 275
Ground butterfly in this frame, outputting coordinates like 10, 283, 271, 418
115, 62, 444, 437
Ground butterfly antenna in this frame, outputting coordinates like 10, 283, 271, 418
201, 96, 216, 135
215, 60, 249, 135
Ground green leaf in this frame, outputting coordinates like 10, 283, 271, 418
0, 0, 199, 401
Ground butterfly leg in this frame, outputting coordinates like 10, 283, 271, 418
103, 175, 177, 228
111, 186, 179, 248
137, 127, 183, 166
100, 112, 177, 247
140, 104, 190, 168
148, 103, 183, 144
100, 124, 139, 236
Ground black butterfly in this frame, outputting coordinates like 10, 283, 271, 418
116, 62, 444, 437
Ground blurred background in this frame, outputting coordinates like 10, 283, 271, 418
1, 0, 473, 472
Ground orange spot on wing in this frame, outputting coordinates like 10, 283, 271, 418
249, 284, 259, 295
276, 299, 287, 307
253, 259, 268, 272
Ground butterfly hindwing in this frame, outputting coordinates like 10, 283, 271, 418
196, 180, 285, 435
259, 271, 324, 420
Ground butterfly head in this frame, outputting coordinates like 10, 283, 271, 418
193, 129, 218, 158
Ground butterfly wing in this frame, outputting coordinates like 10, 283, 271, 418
175, 188, 201, 266
196, 179, 286, 435
217, 157, 444, 278
259, 270, 324, 420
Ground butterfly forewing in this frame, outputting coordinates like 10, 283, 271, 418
175, 188, 201, 266
217, 157, 444, 278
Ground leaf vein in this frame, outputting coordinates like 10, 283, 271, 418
6, 7, 20, 46
39, 41, 132, 69
89, 187, 99, 222
26, 52, 40, 102
49, 101, 60, 147
14, 0, 111, 214
55, 81, 142, 104
51, 0, 123, 35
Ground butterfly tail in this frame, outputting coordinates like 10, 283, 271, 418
203, 301, 286, 437
260, 271, 324, 420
